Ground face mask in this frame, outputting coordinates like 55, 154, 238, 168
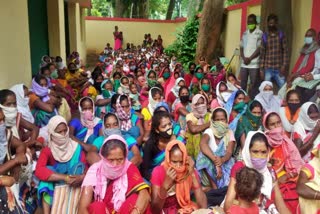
251, 157, 268, 170
76, 64, 81, 69
196, 104, 207, 112
130, 66, 136, 70
195, 72, 204, 80
114, 79, 120, 85
51, 69, 58, 79
220, 91, 231, 102
247, 24, 256, 30
201, 84, 210, 92
287, 103, 301, 114
180, 95, 189, 103
233, 101, 246, 113
0, 106, 18, 127
262, 91, 273, 101
304, 37, 313, 45
82, 110, 94, 121
51, 131, 69, 145
148, 79, 158, 87
101, 158, 126, 180
158, 128, 173, 139
190, 69, 195, 75
103, 128, 122, 138
163, 72, 170, 79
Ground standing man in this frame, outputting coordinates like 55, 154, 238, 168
240, 14, 263, 98
260, 14, 289, 89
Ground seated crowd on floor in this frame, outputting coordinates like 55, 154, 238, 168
0, 13, 320, 214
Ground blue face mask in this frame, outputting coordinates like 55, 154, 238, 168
305, 37, 313, 45
103, 128, 122, 138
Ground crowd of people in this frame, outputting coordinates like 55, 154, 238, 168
0, 13, 320, 214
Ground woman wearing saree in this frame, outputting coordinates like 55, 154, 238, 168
224, 131, 290, 214
69, 97, 102, 144
166, 77, 185, 109
186, 94, 211, 160
95, 79, 115, 119
210, 81, 232, 110
235, 100, 263, 156
196, 107, 235, 190
255, 81, 282, 113
172, 86, 191, 131
293, 102, 320, 161
263, 112, 305, 213
224, 89, 247, 133
296, 144, 320, 213
278, 90, 302, 139
151, 140, 207, 214
113, 26, 122, 50
35, 115, 86, 214
141, 111, 176, 181
79, 135, 151, 214
115, 94, 144, 145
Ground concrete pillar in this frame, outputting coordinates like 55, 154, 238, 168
68, 2, 81, 54
47, 0, 66, 62
0, 0, 32, 88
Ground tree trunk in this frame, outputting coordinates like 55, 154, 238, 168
115, 0, 125, 17
166, 0, 176, 20
138, 0, 149, 18
196, 0, 224, 63
261, 0, 293, 70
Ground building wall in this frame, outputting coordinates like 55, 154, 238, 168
224, 0, 314, 73
47, 0, 66, 62
0, 0, 32, 88
85, 18, 186, 54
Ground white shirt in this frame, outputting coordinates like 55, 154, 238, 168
312, 49, 320, 80
240, 28, 263, 69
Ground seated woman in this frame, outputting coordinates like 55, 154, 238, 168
117, 76, 130, 95
224, 131, 290, 214
296, 144, 320, 213
115, 94, 144, 145
141, 87, 163, 141
210, 81, 232, 110
79, 135, 151, 214
263, 112, 304, 213
172, 86, 191, 131
151, 140, 207, 213
186, 94, 211, 160
0, 89, 40, 149
278, 90, 302, 138
69, 97, 102, 144
35, 115, 86, 214
199, 77, 214, 105
10, 84, 35, 124
196, 107, 235, 191
29, 75, 60, 127
255, 81, 282, 113
293, 102, 320, 161
91, 113, 142, 166
141, 111, 177, 181
189, 67, 205, 96
0, 108, 29, 213
235, 100, 263, 156
285, 28, 320, 103
166, 77, 185, 109
226, 73, 242, 92
95, 79, 115, 119
146, 69, 159, 89
224, 89, 247, 133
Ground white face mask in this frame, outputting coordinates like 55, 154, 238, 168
262, 91, 273, 101
0, 105, 18, 127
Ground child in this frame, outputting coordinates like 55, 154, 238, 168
227, 167, 262, 214
129, 83, 141, 111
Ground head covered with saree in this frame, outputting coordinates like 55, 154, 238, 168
263, 112, 304, 175
191, 94, 207, 120
82, 135, 131, 212
148, 87, 163, 116
47, 115, 78, 162
162, 140, 198, 213
210, 107, 230, 145
296, 102, 319, 131
171, 77, 185, 98
115, 94, 132, 131
242, 131, 272, 199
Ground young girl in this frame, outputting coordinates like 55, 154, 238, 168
129, 83, 141, 111
227, 167, 262, 214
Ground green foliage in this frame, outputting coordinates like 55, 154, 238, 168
164, 16, 199, 66
87, 0, 113, 17
225, 0, 247, 7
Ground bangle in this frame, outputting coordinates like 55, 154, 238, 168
314, 191, 318, 200
65, 175, 70, 183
